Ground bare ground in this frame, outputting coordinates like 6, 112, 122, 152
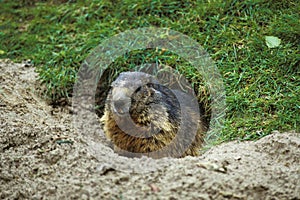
0, 60, 299, 200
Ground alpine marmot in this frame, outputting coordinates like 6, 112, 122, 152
100, 71, 206, 158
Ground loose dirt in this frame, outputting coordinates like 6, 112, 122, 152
0, 60, 299, 200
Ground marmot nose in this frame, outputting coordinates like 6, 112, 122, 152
112, 100, 130, 115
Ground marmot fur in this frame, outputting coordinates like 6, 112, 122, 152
100, 71, 206, 158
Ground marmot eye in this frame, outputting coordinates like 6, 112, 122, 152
135, 86, 148, 97
140, 88, 152, 98
142, 89, 149, 96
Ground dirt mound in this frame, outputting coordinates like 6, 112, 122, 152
0, 60, 299, 199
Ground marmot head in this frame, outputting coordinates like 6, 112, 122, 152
108, 71, 180, 132
102, 71, 205, 157
109, 71, 159, 116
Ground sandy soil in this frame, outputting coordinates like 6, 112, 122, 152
0, 59, 299, 200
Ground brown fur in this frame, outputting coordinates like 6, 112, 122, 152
100, 72, 206, 158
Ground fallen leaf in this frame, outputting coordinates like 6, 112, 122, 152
265, 36, 281, 48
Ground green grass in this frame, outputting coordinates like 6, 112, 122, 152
0, 0, 299, 143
